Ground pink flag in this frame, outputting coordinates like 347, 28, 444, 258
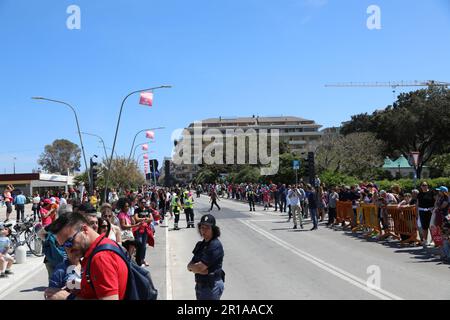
143, 154, 149, 159
146, 131, 155, 139
139, 92, 153, 106
142, 144, 149, 151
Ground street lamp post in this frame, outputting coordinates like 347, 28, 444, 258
13, 157, 16, 174
135, 151, 155, 163
81, 132, 108, 162
104, 147, 119, 158
135, 151, 155, 186
32, 97, 90, 185
104, 85, 171, 202
127, 127, 165, 163
131, 141, 155, 160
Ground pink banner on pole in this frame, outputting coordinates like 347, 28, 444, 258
142, 144, 149, 151
139, 92, 153, 106
143, 154, 149, 159
146, 131, 155, 139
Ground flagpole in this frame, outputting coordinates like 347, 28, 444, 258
103, 85, 171, 203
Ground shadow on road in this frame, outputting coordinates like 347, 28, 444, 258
20, 286, 47, 293
339, 229, 450, 267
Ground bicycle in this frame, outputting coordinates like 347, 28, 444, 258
6, 216, 44, 257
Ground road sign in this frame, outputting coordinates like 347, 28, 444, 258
411, 152, 420, 168
293, 160, 300, 170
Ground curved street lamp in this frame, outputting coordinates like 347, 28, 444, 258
131, 141, 155, 160
32, 97, 90, 185
104, 85, 171, 201
135, 151, 155, 164
81, 132, 108, 161
127, 127, 165, 163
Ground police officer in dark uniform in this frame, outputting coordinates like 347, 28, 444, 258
247, 186, 256, 211
187, 214, 225, 300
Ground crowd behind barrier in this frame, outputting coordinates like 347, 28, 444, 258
195, 180, 450, 263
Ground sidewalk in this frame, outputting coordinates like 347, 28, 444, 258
0, 203, 33, 222
0, 254, 45, 300
0, 204, 45, 299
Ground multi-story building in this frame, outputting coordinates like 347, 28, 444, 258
158, 157, 200, 186
169, 116, 322, 183
184, 115, 322, 156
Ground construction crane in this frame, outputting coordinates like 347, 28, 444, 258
325, 80, 450, 98
325, 80, 450, 96
325, 80, 450, 88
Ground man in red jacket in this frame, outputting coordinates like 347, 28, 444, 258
44, 212, 128, 300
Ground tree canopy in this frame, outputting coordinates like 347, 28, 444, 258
38, 139, 81, 174
315, 132, 385, 180
341, 86, 450, 178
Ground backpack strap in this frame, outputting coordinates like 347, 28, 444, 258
85, 242, 130, 296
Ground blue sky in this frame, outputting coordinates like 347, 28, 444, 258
1, 0, 450, 173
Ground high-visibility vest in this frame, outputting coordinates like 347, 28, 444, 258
171, 196, 180, 210
184, 195, 194, 209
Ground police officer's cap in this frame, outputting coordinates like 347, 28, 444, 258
199, 214, 216, 227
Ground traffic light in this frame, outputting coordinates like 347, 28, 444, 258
149, 159, 159, 175
90, 155, 99, 192
307, 152, 315, 186
164, 160, 171, 187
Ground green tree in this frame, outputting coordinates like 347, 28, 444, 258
429, 153, 450, 178
73, 157, 145, 190
101, 157, 145, 190
193, 168, 218, 184
260, 153, 299, 185
315, 133, 342, 173
38, 139, 81, 174
235, 166, 260, 183
315, 132, 385, 180
341, 86, 450, 178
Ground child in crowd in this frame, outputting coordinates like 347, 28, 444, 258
48, 249, 82, 298
0, 223, 14, 278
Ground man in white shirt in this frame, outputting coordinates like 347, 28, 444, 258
288, 186, 303, 229
286, 186, 292, 222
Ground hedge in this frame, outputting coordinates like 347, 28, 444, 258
375, 178, 450, 193
320, 170, 450, 192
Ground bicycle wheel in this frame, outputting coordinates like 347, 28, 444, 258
8, 235, 18, 255
26, 232, 44, 257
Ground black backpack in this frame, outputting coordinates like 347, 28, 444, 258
86, 242, 158, 300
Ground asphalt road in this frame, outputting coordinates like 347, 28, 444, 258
168, 195, 450, 300
3, 196, 450, 300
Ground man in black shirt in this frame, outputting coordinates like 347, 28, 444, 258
133, 199, 153, 266
417, 182, 436, 247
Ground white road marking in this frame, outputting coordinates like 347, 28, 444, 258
165, 224, 173, 300
240, 219, 403, 300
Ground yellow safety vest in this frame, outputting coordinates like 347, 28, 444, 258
184, 195, 194, 209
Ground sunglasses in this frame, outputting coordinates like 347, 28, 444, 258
60, 229, 81, 248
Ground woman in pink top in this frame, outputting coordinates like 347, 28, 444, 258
117, 199, 141, 258
40, 199, 53, 227
3, 185, 13, 222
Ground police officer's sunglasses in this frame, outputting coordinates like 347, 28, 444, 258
59, 228, 82, 248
